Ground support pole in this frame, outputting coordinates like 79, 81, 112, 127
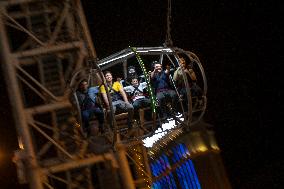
0, 9, 43, 189
115, 142, 135, 189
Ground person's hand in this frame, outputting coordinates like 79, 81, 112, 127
166, 65, 170, 71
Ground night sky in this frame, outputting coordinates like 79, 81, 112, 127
0, 1, 283, 188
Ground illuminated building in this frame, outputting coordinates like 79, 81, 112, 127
146, 121, 231, 189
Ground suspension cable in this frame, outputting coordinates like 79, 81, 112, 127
165, 0, 173, 47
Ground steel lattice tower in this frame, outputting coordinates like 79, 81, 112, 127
0, 1, 149, 189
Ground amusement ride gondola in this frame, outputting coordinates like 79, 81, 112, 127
68, 0, 207, 144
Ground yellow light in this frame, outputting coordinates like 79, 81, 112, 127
196, 144, 208, 152
18, 137, 24, 150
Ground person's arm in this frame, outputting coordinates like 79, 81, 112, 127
101, 93, 110, 109
123, 86, 131, 93
141, 82, 147, 89
187, 68, 197, 81
150, 70, 156, 79
99, 85, 110, 109
164, 64, 171, 75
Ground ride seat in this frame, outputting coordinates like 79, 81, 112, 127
114, 112, 129, 130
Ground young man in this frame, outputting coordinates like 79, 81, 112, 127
173, 57, 203, 110
100, 71, 134, 128
76, 79, 104, 135
150, 61, 177, 108
173, 57, 203, 99
124, 77, 151, 110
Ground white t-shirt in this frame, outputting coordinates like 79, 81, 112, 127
124, 82, 147, 101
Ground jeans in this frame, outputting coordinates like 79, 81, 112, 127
132, 98, 151, 110
112, 100, 134, 128
81, 107, 104, 134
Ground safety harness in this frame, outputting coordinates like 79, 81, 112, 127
107, 83, 123, 101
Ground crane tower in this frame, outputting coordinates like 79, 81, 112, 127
0, 1, 147, 189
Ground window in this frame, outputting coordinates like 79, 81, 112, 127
151, 143, 201, 189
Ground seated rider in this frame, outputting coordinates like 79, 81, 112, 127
124, 77, 151, 110
150, 61, 177, 109
76, 79, 105, 135
173, 57, 203, 103
100, 71, 134, 128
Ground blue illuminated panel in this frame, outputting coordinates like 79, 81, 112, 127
151, 143, 201, 189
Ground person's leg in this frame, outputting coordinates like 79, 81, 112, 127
131, 100, 140, 119
156, 92, 166, 118
141, 98, 151, 108
111, 101, 118, 113
132, 100, 140, 110
140, 98, 152, 121
190, 83, 202, 97
125, 102, 134, 128
117, 100, 134, 128
81, 110, 91, 135
93, 107, 105, 133
180, 87, 188, 112
156, 92, 166, 106
132, 98, 150, 109
168, 89, 178, 110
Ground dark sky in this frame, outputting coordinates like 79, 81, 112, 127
0, 1, 283, 188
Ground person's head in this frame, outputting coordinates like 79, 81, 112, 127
128, 66, 136, 75
153, 61, 162, 73
179, 57, 187, 69
131, 78, 139, 87
104, 71, 113, 83
78, 79, 88, 92
127, 66, 137, 80
179, 56, 193, 70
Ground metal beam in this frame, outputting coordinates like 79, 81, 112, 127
26, 101, 72, 115
46, 153, 118, 173
0, 0, 36, 6
8, 9, 54, 19
13, 41, 84, 58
